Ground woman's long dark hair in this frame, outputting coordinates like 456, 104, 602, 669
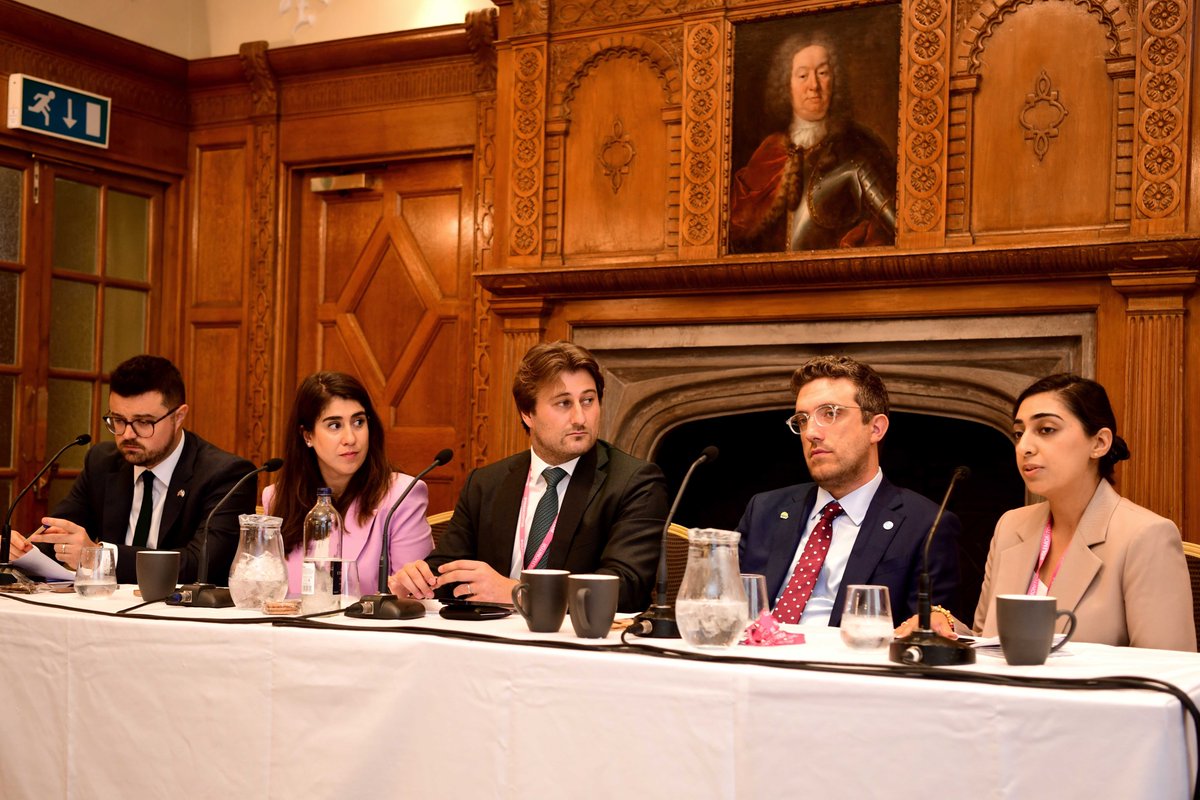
1014, 373, 1131, 484
271, 372, 392, 554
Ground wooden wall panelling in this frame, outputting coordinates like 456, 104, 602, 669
680, 17, 722, 259
1132, 0, 1193, 235
897, 0, 952, 247
1111, 270, 1197, 529
488, 298, 548, 463
508, 41, 549, 264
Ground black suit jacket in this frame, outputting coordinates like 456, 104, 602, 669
736, 476, 960, 626
427, 440, 669, 612
50, 432, 257, 585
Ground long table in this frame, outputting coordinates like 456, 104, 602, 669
2, 587, 1197, 799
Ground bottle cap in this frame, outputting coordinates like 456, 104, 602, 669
317, 487, 332, 496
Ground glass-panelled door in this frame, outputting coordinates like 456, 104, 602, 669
0, 150, 162, 533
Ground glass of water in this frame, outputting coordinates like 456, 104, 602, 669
840, 584, 893, 650
741, 573, 769, 622
75, 546, 118, 598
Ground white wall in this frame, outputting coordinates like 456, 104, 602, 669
16, 0, 495, 59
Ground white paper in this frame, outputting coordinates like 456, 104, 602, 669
14, 546, 76, 581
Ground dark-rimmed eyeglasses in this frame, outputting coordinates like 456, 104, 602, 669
103, 406, 180, 438
785, 404, 861, 435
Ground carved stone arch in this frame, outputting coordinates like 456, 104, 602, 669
955, 0, 1134, 74
551, 34, 682, 120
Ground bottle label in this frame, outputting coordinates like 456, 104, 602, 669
331, 559, 342, 596
301, 561, 315, 595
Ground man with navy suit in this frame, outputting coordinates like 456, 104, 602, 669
736, 355, 960, 626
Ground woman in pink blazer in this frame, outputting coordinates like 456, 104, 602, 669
972, 374, 1194, 651
262, 372, 433, 595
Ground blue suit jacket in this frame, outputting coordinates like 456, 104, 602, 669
735, 476, 960, 626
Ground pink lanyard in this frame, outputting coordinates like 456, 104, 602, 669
1026, 517, 1062, 595
517, 468, 561, 570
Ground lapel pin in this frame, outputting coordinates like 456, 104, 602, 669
780, 511, 789, 520
177, 489, 186, 498
882, 520, 894, 530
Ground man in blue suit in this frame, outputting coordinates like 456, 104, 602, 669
736, 356, 959, 627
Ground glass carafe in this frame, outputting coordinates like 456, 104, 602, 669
228, 514, 288, 610
674, 528, 749, 648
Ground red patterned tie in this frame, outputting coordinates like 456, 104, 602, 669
773, 500, 844, 624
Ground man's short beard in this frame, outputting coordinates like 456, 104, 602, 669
790, 116, 829, 149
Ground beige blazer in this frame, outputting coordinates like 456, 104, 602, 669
974, 480, 1195, 651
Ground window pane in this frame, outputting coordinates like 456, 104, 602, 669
0, 374, 14, 469
53, 179, 98, 274
0, 166, 20, 263
0, 271, 17, 365
49, 279, 96, 370
106, 190, 149, 281
102, 288, 146, 372
47, 378, 92, 470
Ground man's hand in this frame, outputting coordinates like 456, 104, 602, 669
5, 528, 33, 561
28, 517, 97, 571
389, 559, 438, 599
434, 560, 517, 604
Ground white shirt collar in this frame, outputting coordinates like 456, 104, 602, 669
811, 467, 883, 526
529, 448, 580, 483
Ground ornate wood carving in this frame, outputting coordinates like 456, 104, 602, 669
1110, 55, 1136, 223
957, 0, 1129, 74
598, 120, 636, 193
1019, 70, 1068, 160
471, 13, 498, 469
509, 44, 547, 260
1111, 270, 1196, 525
1133, 0, 1192, 229
467, 8, 499, 92
278, 61, 477, 115
239, 42, 280, 466
514, 0, 550, 36
681, 19, 721, 255
900, 0, 952, 241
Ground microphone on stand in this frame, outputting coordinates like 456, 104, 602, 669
168, 457, 283, 608
345, 447, 454, 620
628, 445, 718, 638
0, 434, 91, 586
889, 465, 974, 666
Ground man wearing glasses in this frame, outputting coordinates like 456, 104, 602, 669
25, 355, 256, 584
736, 355, 960, 627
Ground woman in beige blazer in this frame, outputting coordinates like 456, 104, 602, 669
972, 374, 1194, 651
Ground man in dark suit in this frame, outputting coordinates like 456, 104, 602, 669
390, 341, 668, 612
737, 355, 959, 627
27, 355, 256, 585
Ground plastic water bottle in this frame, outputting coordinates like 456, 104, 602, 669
300, 488, 343, 614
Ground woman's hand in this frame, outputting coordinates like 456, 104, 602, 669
894, 610, 958, 639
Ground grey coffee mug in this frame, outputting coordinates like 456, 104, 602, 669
136, 550, 180, 603
996, 594, 1077, 665
511, 569, 569, 632
568, 574, 619, 638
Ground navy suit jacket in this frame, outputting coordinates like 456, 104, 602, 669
736, 476, 960, 626
50, 433, 257, 585
427, 440, 668, 612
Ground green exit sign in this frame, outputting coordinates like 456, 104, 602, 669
7, 74, 110, 149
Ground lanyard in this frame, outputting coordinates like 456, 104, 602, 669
1026, 517, 1063, 595
517, 467, 561, 570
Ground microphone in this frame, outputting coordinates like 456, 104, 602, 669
628, 445, 718, 638
0, 434, 91, 586
168, 457, 283, 608
344, 448, 454, 620
889, 465, 974, 666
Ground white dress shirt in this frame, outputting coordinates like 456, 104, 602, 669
508, 449, 580, 579
125, 430, 187, 549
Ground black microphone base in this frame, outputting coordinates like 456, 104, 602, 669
343, 593, 425, 620
629, 603, 680, 638
0, 563, 35, 587
166, 583, 234, 608
889, 628, 976, 666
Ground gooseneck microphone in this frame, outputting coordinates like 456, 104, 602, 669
345, 448, 454, 620
168, 457, 283, 608
628, 445, 719, 638
0, 433, 91, 586
889, 465, 973, 666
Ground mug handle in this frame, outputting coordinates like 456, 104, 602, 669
573, 587, 591, 630
511, 582, 532, 621
1050, 608, 1077, 653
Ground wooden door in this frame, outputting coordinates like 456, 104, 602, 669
295, 158, 475, 514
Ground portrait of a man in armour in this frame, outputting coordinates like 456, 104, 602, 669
728, 6, 901, 254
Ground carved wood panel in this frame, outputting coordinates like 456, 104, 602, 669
898, 0, 952, 244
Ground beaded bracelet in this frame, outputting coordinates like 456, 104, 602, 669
931, 604, 957, 632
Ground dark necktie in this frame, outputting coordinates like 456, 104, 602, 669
132, 470, 156, 548
524, 467, 567, 569
773, 500, 844, 624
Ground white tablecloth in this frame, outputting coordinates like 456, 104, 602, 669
1, 587, 1197, 800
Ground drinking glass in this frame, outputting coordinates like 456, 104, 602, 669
741, 573, 769, 621
338, 559, 361, 609
840, 584, 893, 650
75, 546, 118, 598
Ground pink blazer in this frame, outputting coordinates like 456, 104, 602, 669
263, 473, 433, 595
974, 480, 1195, 651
